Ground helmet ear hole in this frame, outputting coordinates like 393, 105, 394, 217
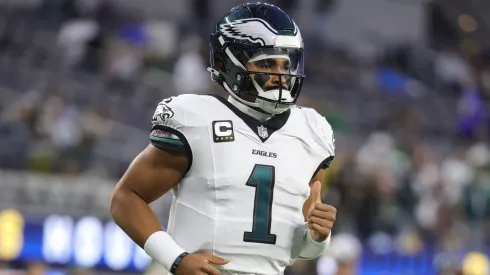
236, 72, 252, 94
217, 60, 226, 71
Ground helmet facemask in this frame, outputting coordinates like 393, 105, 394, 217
240, 47, 304, 114
210, 38, 305, 115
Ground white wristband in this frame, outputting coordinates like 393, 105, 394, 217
144, 231, 186, 271
298, 229, 331, 260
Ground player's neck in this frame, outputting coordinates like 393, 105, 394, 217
228, 96, 272, 122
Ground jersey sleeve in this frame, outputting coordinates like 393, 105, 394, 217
149, 96, 193, 171
316, 116, 335, 169
305, 108, 336, 170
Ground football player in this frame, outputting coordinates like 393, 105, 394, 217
110, 3, 337, 275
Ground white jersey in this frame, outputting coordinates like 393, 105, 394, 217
149, 94, 335, 275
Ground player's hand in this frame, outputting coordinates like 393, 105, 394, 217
175, 252, 230, 275
307, 181, 336, 242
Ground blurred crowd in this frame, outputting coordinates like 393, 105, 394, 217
0, 262, 93, 275
1, 0, 490, 274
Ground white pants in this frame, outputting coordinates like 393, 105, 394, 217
144, 260, 281, 275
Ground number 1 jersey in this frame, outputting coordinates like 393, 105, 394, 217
149, 94, 335, 275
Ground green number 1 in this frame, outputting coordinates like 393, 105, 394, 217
243, 164, 277, 244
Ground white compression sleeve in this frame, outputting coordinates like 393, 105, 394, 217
144, 231, 186, 271
298, 229, 331, 260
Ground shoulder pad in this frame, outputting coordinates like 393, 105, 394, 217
150, 95, 202, 173
152, 97, 178, 128
151, 94, 200, 129
300, 107, 335, 158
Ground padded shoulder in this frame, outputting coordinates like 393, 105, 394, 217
149, 94, 206, 172
151, 94, 205, 129
298, 107, 336, 168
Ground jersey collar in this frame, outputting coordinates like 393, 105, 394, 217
211, 95, 291, 142
227, 96, 272, 122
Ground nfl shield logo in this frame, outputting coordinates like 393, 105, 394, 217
257, 125, 269, 139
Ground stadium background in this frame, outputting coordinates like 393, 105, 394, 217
0, 0, 490, 274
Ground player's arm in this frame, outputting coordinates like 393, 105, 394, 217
298, 167, 336, 260
302, 167, 328, 220
111, 96, 228, 275
299, 114, 336, 260
302, 155, 334, 220
111, 96, 191, 248
109, 144, 188, 267
110, 144, 187, 245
